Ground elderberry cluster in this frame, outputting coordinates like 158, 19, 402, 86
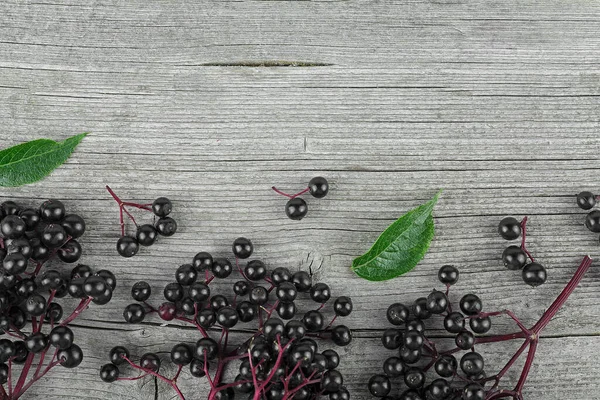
369, 266, 493, 400
106, 186, 177, 258
0, 199, 116, 398
577, 191, 600, 241
105, 237, 353, 399
272, 177, 329, 220
498, 217, 546, 287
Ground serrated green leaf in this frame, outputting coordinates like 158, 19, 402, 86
351, 191, 441, 281
0, 133, 88, 187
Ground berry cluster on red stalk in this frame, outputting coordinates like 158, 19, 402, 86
103, 237, 354, 400
369, 238, 593, 398
0, 199, 116, 399
105, 186, 177, 258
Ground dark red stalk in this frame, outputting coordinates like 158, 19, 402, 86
519, 217, 535, 262
271, 186, 310, 199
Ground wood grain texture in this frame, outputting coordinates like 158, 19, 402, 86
1, 0, 600, 398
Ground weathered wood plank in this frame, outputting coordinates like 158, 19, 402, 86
1, 0, 600, 398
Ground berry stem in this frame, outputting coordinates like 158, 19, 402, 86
519, 217, 535, 263
121, 356, 184, 400
271, 186, 310, 199
13, 353, 34, 397
59, 297, 93, 326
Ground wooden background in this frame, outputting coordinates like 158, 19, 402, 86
1, 0, 600, 398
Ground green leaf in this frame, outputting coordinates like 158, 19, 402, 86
0, 133, 88, 187
351, 191, 441, 281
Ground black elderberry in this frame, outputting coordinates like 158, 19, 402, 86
116, 236, 139, 258
438, 265, 459, 285
331, 325, 352, 346
310, 282, 331, 303
171, 343, 193, 365
498, 216, 522, 240
406, 320, 425, 333
502, 245, 527, 270
7, 237, 32, 259
245, 260, 267, 281
426, 290, 448, 314
285, 198, 308, 220
96, 270, 117, 291
403, 330, 424, 351
321, 369, 343, 392
61, 214, 86, 238
158, 302, 177, 321
71, 264, 92, 279
303, 310, 324, 332
271, 267, 292, 285
444, 311, 465, 333
40, 270, 64, 291
45, 302, 63, 322
383, 356, 405, 377
292, 270, 312, 292
434, 354, 458, 378
276, 301, 296, 320
368, 374, 391, 397
195, 338, 218, 361
461, 351, 485, 376
196, 308, 217, 328
309, 177, 329, 198
3, 252, 27, 275
140, 353, 161, 372
577, 191, 596, 210
152, 197, 172, 217
329, 387, 349, 400
1, 201, 20, 216
333, 296, 353, 317
123, 304, 145, 323
285, 320, 306, 340
276, 281, 297, 302
404, 367, 425, 389
58, 344, 83, 368
288, 343, 313, 367
131, 281, 152, 302
232, 237, 253, 259
0, 339, 16, 363
19, 208, 40, 231
236, 301, 256, 323
25, 293, 47, 316
189, 282, 210, 302
322, 349, 339, 370
456, 330, 475, 350
522, 262, 547, 287
39, 199, 65, 222
216, 306, 239, 329
233, 280, 251, 296
463, 383, 485, 400
25, 332, 49, 353
189, 359, 206, 377
155, 217, 177, 236
175, 264, 197, 286
100, 363, 120, 382
1, 215, 26, 239
109, 346, 129, 365
41, 224, 67, 248
460, 294, 483, 315
387, 302, 410, 325
399, 346, 421, 364
83, 275, 108, 298
193, 252, 213, 272
470, 316, 492, 334
381, 328, 403, 350
412, 297, 431, 320
210, 295, 229, 311
425, 378, 451, 400
136, 224, 158, 246
211, 258, 232, 279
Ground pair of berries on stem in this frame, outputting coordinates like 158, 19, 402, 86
272, 177, 329, 220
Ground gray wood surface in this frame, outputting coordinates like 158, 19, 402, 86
1, 0, 600, 398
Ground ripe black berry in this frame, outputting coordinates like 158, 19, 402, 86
131, 281, 151, 301
463, 383, 485, 400
39, 199, 65, 222
276, 282, 297, 302
460, 294, 483, 315
210, 295, 229, 311
434, 354, 457, 378
426, 290, 448, 314
109, 346, 130, 365
164, 282, 184, 302
123, 303, 146, 323
412, 297, 431, 320
438, 265, 459, 285
216, 306, 239, 329
333, 296, 353, 317
189, 282, 210, 302
193, 252, 213, 272
232, 237, 253, 259
57, 239, 82, 263
460, 351, 485, 376
383, 356, 405, 377
399, 346, 421, 364
321, 369, 343, 392
136, 224, 158, 246
276, 301, 296, 319
3, 252, 27, 275
444, 311, 465, 333
100, 363, 119, 382
61, 214, 86, 238
292, 270, 312, 292
387, 303, 410, 325
155, 217, 177, 236
403, 330, 424, 351
58, 344, 83, 368
522, 262, 547, 287
577, 191, 596, 210
41, 224, 67, 248
456, 330, 475, 350
368, 374, 391, 397
284, 320, 306, 340
249, 286, 269, 305
152, 197, 172, 217
233, 280, 251, 296
498, 216, 522, 240
171, 343, 193, 365
197, 308, 217, 328
195, 338, 218, 360
309, 177, 329, 198
1, 215, 26, 239
25, 333, 49, 353
470, 316, 492, 334
116, 236, 139, 258
175, 264, 197, 286
83, 276, 108, 298
19, 208, 40, 231
271, 267, 292, 285
25, 293, 47, 317
49, 326, 74, 349
285, 198, 308, 220
245, 260, 267, 281
585, 210, 600, 232
140, 353, 160, 372
404, 367, 425, 389
381, 328, 403, 350
331, 325, 352, 346
211, 258, 233, 279
502, 245, 527, 270
303, 310, 324, 331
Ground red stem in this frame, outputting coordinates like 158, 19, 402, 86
520, 217, 535, 263
121, 356, 184, 400
60, 297, 93, 326
271, 186, 310, 199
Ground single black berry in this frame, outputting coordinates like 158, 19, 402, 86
438, 265, 459, 285
460, 351, 485, 376
131, 281, 151, 301
152, 197, 172, 217
470, 316, 492, 334
109, 346, 130, 365
100, 363, 119, 382
577, 191, 596, 210
232, 237, 253, 259
309, 177, 329, 198
136, 224, 158, 246
522, 262, 547, 287
368, 374, 391, 397
502, 245, 527, 270
285, 198, 308, 220
61, 214, 86, 238
39, 199, 65, 222
460, 294, 483, 315
116, 236, 139, 258
155, 217, 177, 236
498, 216, 522, 240
387, 303, 410, 325
58, 344, 83, 368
